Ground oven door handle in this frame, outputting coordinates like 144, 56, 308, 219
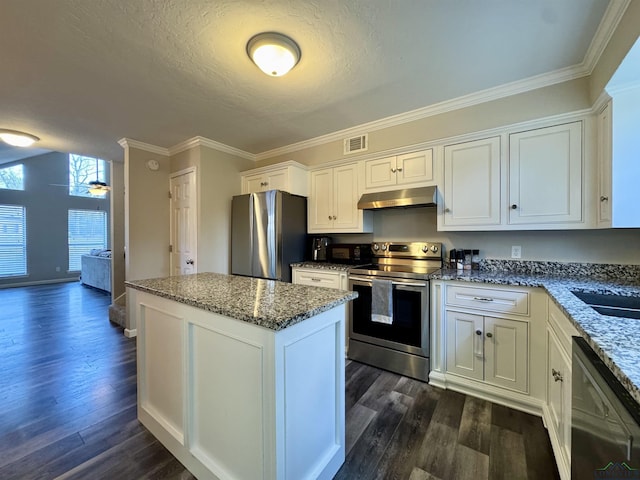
348, 275, 427, 288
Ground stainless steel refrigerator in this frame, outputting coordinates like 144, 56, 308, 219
231, 190, 307, 283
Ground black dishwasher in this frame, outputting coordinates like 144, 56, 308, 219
572, 337, 640, 478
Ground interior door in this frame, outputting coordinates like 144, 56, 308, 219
170, 169, 197, 276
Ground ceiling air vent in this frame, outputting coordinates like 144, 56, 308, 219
344, 134, 368, 155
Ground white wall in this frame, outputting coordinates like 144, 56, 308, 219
110, 160, 125, 298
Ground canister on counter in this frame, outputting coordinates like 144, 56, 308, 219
472, 250, 480, 270
449, 249, 458, 269
463, 250, 472, 270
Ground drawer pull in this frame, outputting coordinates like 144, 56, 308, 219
473, 297, 494, 302
311, 278, 321, 282
551, 368, 563, 382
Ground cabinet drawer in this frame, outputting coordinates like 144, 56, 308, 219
548, 298, 578, 353
446, 285, 529, 316
293, 269, 343, 289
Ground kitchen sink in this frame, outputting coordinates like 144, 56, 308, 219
571, 291, 640, 320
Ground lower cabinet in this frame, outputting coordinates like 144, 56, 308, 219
543, 300, 577, 480
445, 310, 528, 393
292, 267, 348, 291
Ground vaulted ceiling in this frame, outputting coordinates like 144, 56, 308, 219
0, 0, 625, 163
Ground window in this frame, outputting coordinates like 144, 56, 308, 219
69, 154, 106, 197
0, 164, 25, 190
0, 205, 27, 277
68, 209, 107, 271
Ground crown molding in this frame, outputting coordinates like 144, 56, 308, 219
118, 138, 169, 156
581, 0, 632, 75
255, 64, 586, 161
169, 136, 255, 161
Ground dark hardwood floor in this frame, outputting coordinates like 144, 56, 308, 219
0, 282, 559, 480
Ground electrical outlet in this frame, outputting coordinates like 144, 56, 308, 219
511, 246, 522, 259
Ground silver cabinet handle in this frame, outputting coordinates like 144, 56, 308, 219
600, 195, 609, 202
260, 181, 268, 187
333, 215, 337, 220
186, 259, 194, 265
311, 278, 321, 282
486, 332, 493, 338
328, 215, 332, 220
391, 168, 397, 173
552, 368, 563, 382
473, 297, 494, 302
397, 167, 403, 172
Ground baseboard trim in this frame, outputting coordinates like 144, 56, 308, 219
124, 328, 137, 338
0, 277, 79, 289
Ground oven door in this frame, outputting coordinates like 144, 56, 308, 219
348, 275, 429, 357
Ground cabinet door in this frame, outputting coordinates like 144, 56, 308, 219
547, 327, 571, 468
396, 149, 434, 186
509, 122, 582, 225
597, 101, 612, 226
265, 170, 289, 192
333, 164, 360, 229
445, 310, 484, 381
443, 137, 501, 227
308, 168, 335, 232
484, 316, 528, 393
244, 174, 266, 194
364, 157, 397, 189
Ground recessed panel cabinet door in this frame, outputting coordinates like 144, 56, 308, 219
443, 137, 501, 227
484, 316, 528, 392
309, 168, 334, 230
333, 164, 359, 229
509, 122, 582, 224
364, 156, 397, 189
445, 310, 484, 381
396, 149, 433, 185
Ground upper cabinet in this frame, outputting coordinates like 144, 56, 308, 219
364, 149, 434, 191
308, 163, 373, 233
508, 122, 582, 225
441, 137, 501, 228
241, 161, 308, 197
596, 100, 612, 227
438, 119, 589, 231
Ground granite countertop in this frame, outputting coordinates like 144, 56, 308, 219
125, 272, 357, 331
291, 262, 354, 272
433, 266, 640, 405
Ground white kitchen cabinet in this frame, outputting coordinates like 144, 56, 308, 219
364, 149, 434, 191
596, 100, 612, 227
508, 122, 582, 225
241, 161, 308, 197
292, 267, 348, 291
308, 163, 373, 233
445, 309, 528, 393
440, 137, 501, 228
543, 299, 578, 480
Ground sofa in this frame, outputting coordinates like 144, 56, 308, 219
81, 250, 111, 293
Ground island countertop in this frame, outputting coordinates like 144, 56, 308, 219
125, 272, 357, 331
432, 267, 640, 405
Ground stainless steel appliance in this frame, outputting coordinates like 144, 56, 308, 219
310, 236, 331, 262
571, 337, 640, 477
231, 190, 306, 283
347, 241, 443, 381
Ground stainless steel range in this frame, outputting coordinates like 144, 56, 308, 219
347, 241, 443, 382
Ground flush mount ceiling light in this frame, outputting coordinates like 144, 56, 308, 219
0, 129, 40, 147
247, 32, 301, 77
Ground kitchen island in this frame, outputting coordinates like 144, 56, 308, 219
126, 273, 357, 480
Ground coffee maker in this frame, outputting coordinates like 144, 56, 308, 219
310, 236, 331, 262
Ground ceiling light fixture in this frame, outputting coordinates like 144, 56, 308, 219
0, 129, 40, 147
247, 32, 301, 77
88, 180, 109, 196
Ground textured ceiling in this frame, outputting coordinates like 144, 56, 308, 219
0, 0, 613, 162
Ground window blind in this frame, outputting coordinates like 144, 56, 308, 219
68, 209, 107, 271
0, 205, 27, 276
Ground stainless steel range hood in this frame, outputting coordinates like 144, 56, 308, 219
357, 186, 438, 210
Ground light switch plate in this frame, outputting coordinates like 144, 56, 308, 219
511, 245, 522, 259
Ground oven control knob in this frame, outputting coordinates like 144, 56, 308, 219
372, 243, 380, 251
422, 245, 428, 253
381, 244, 388, 251
430, 245, 439, 253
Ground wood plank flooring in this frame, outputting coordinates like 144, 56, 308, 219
0, 282, 559, 479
